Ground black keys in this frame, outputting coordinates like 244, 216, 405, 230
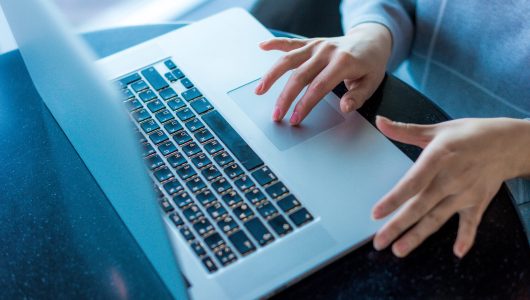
163, 180, 183, 195
204, 232, 225, 250
197, 189, 216, 206
139, 89, 157, 102
214, 246, 237, 266
132, 108, 150, 122
289, 208, 314, 227
164, 59, 177, 70
191, 153, 211, 169
147, 99, 165, 113
202, 257, 218, 273
202, 165, 222, 181
158, 141, 177, 156
173, 192, 193, 208
172, 69, 185, 79
186, 176, 206, 193
244, 188, 266, 205
169, 212, 184, 227
185, 118, 205, 132
167, 152, 186, 168
257, 201, 278, 220
252, 166, 277, 186
165, 72, 177, 82
141, 143, 155, 157
173, 131, 192, 145
146, 154, 164, 170
194, 128, 213, 143
277, 195, 301, 213
190, 241, 206, 257
159, 198, 174, 213
207, 201, 228, 220
153, 167, 173, 183
265, 182, 289, 199
131, 80, 148, 92
164, 119, 183, 135
182, 87, 202, 101
190, 98, 213, 114
224, 163, 244, 179
202, 111, 264, 171
204, 140, 223, 155
234, 175, 255, 192
119, 73, 141, 86
142, 67, 169, 91
211, 177, 231, 194
233, 203, 254, 221
214, 151, 234, 167
217, 216, 238, 234
180, 226, 195, 241
176, 108, 195, 122
193, 218, 214, 237
167, 98, 186, 111
176, 164, 196, 180
159, 88, 177, 100
222, 190, 243, 207
228, 230, 256, 256
149, 130, 169, 144
244, 218, 274, 246
125, 98, 142, 111
140, 119, 159, 133
182, 142, 201, 157
181, 78, 194, 89
268, 215, 293, 236
155, 109, 174, 123
182, 205, 203, 223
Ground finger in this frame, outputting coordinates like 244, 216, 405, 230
376, 116, 437, 148
256, 46, 312, 95
373, 180, 447, 251
259, 38, 309, 52
454, 209, 481, 258
390, 195, 458, 257
273, 55, 329, 122
339, 75, 378, 113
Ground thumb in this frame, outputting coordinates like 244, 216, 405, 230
375, 116, 436, 148
339, 80, 374, 113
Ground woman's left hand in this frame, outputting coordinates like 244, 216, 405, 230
372, 116, 530, 258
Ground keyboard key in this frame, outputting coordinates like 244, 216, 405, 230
268, 215, 293, 236
167, 98, 186, 110
190, 241, 206, 257
183, 205, 203, 223
176, 108, 195, 122
159, 198, 174, 213
180, 226, 195, 241
222, 190, 243, 207
244, 218, 274, 246
190, 97, 213, 114
142, 67, 169, 91
165, 72, 177, 82
277, 195, 301, 213
207, 201, 228, 220
212, 178, 231, 194
159, 88, 177, 100
158, 141, 177, 156
204, 140, 223, 155
140, 119, 159, 133
193, 218, 214, 237
244, 188, 266, 205
125, 98, 142, 111
217, 216, 238, 234
176, 164, 196, 181
164, 119, 183, 135
153, 167, 173, 183
119, 73, 141, 86
146, 154, 164, 170
214, 246, 237, 266
233, 203, 254, 221
147, 99, 165, 113
256, 201, 278, 220
201, 256, 218, 273
169, 212, 184, 227
234, 175, 255, 192
139, 89, 157, 102
173, 192, 193, 208
224, 163, 244, 179
204, 232, 225, 250
202, 165, 222, 181
163, 180, 183, 195
186, 176, 206, 193
141, 143, 155, 157
213, 151, 234, 167
197, 189, 216, 206
182, 87, 202, 101
265, 182, 289, 199
252, 166, 277, 186
202, 111, 264, 171
172, 69, 185, 79
131, 80, 149, 92
185, 118, 205, 132
155, 109, 174, 123
194, 128, 213, 143
121, 88, 134, 100
136, 131, 147, 144
191, 153, 211, 169
231, 231, 257, 257
167, 152, 186, 168
182, 142, 201, 157
149, 130, 169, 144
173, 131, 192, 145
132, 108, 150, 122
164, 59, 177, 70
181, 78, 194, 89
289, 208, 314, 227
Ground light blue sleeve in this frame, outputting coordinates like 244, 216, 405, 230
340, 0, 414, 70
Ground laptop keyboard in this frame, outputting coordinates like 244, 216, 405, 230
116, 59, 314, 273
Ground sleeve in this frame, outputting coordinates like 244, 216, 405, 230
340, 0, 415, 70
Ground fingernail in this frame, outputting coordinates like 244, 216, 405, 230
255, 81, 263, 94
272, 106, 282, 121
454, 243, 466, 258
290, 111, 301, 125
373, 235, 386, 251
372, 205, 383, 219
393, 242, 407, 258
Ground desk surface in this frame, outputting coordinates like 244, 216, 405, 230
1, 24, 529, 299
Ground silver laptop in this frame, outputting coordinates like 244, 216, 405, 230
1, 0, 412, 299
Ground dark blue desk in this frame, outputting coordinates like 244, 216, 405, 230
1, 24, 529, 299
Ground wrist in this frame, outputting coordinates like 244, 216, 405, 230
501, 118, 530, 179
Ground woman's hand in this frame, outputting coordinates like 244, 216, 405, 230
373, 116, 530, 258
255, 23, 392, 125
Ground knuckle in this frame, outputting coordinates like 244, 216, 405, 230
425, 211, 445, 226
410, 199, 428, 215
291, 70, 308, 86
280, 54, 293, 65
309, 80, 326, 93
335, 51, 355, 64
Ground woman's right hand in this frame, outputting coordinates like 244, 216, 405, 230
255, 22, 393, 125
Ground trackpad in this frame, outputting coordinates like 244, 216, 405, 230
228, 76, 345, 151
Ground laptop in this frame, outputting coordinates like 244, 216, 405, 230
1, 0, 412, 299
